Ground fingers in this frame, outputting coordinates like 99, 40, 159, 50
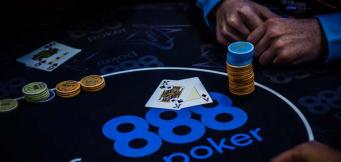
253, 31, 270, 58
270, 142, 313, 162
272, 41, 300, 65
237, 6, 263, 30
216, 23, 228, 45
258, 47, 276, 66
271, 141, 325, 162
292, 57, 308, 65
270, 148, 302, 162
216, 20, 243, 45
257, 38, 298, 66
226, 14, 251, 36
247, 23, 266, 44
222, 24, 243, 42
256, 3, 280, 19
247, 24, 267, 58
215, 0, 279, 46
272, 50, 297, 66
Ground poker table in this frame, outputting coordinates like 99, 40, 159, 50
1, 2, 341, 162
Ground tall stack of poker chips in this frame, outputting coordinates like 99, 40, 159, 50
56, 80, 81, 98
80, 75, 105, 92
22, 82, 50, 102
226, 42, 255, 96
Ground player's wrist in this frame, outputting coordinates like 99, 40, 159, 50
311, 18, 328, 64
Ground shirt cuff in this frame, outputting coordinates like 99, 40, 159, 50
196, 0, 221, 29
316, 12, 341, 63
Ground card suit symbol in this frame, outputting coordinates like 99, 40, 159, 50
34, 62, 42, 66
202, 94, 207, 97
177, 99, 183, 103
162, 81, 169, 86
160, 85, 165, 89
203, 97, 209, 102
166, 86, 172, 90
171, 98, 176, 102
173, 103, 181, 109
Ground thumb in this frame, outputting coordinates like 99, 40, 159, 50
270, 148, 303, 162
270, 142, 313, 162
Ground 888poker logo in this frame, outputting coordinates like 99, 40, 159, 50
102, 92, 263, 161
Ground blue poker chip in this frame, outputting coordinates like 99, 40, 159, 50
227, 41, 254, 66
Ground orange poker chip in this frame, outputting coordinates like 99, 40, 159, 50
56, 89, 81, 98
80, 75, 105, 92
80, 75, 104, 87
55, 80, 81, 98
226, 63, 255, 96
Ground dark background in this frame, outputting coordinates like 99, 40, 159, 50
0, 0, 340, 161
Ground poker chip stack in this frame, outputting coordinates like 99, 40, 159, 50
226, 42, 255, 96
80, 75, 106, 92
56, 80, 81, 98
22, 82, 50, 102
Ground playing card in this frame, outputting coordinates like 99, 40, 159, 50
145, 79, 193, 110
176, 77, 213, 108
16, 41, 81, 72
145, 77, 212, 110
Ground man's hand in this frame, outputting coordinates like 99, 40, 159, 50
247, 18, 325, 66
271, 141, 341, 162
215, 0, 278, 45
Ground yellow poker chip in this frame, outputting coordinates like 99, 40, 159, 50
22, 82, 51, 103
0, 99, 18, 113
22, 82, 47, 95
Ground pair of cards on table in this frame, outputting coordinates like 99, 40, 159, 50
145, 77, 213, 110
16, 41, 81, 72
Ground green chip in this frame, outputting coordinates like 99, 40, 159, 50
22, 82, 47, 95
26, 96, 49, 102
23, 82, 50, 103
25, 89, 49, 99
0, 99, 18, 112
25, 89, 50, 102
